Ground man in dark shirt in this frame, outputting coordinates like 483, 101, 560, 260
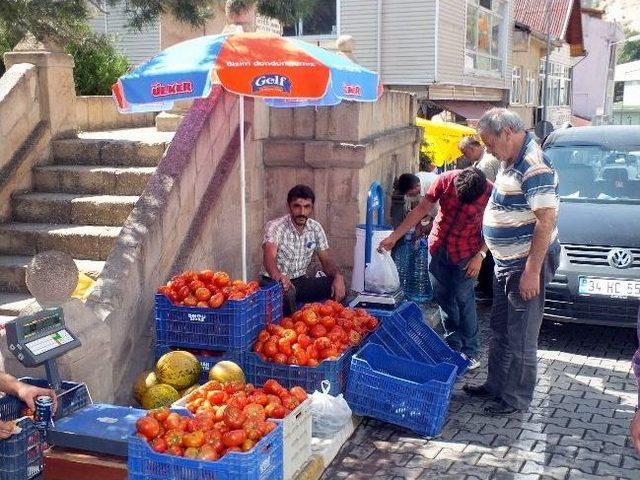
379, 167, 492, 369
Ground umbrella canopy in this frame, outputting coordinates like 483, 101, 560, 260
112, 32, 379, 112
112, 32, 380, 280
416, 118, 476, 168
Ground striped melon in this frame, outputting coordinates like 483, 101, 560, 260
155, 350, 201, 390
141, 383, 180, 409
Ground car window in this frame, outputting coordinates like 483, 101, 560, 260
545, 145, 640, 202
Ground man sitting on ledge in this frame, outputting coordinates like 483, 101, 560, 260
262, 185, 346, 315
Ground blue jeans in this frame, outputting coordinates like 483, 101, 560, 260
428, 247, 479, 357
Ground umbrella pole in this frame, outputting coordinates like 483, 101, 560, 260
240, 94, 247, 282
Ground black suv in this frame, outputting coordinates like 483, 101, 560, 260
542, 125, 640, 328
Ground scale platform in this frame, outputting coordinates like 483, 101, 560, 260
348, 290, 404, 309
47, 404, 147, 457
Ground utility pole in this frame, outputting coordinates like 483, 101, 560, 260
541, 0, 552, 123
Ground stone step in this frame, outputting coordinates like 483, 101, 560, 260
0, 255, 104, 294
52, 128, 173, 168
0, 223, 121, 260
33, 165, 156, 195
0, 292, 33, 316
12, 193, 138, 226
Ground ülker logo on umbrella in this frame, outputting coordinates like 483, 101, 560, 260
151, 81, 194, 98
251, 74, 291, 94
343, 84, 362, 96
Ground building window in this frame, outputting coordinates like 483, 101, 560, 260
538, 60, 572, 107
282, 0, 337, 37
465, 0, 506, 74
613, 81, 624, 103
524, 69, 536, 105
511, 66, 522, 104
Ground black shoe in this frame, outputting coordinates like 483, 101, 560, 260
484, 400, 521, 416
462, 383, 493, 398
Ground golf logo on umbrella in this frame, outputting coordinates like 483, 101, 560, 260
251, 74, 292, 94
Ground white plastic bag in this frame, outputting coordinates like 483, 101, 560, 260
364, 248, 401, 293
309, 381, 352, 438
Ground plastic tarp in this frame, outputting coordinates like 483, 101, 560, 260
416, 118, 476, 167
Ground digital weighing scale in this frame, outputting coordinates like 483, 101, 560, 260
348, 181, 404, 310
5, 307, 147, 457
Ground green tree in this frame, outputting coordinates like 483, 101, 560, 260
65, 27, 129, 95
617, 30, 640, 64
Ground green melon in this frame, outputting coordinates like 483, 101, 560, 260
155, 350, 201, 390
133, 370, 157, 404
141, 383, 181, 409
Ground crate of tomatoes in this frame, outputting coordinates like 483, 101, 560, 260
155, 270, 282, 351
243, 300, 380, 395
129, 405, 282, 480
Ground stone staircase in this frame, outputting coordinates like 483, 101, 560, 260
0, 127, 173, 323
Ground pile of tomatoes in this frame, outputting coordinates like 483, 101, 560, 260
137, 379, 307, 461
252, 300, 379, 366
157, 269, 260, 308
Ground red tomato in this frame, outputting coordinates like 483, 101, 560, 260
199, 270, 215, 282
319, 304, 334, 316
282, 329, 297, 343
164, 412, 182, 430
150, 437, 168, 453
223, 406, 247, 429
366, 317, 379, 331
264, 379, 285, 395
280, 318, 295, 329
182, 430, 205, 448
183, 447, 200, 459
258, 330, 270, 342
171, 278, 187, 291
263, 341, 278, 358
213, 272, 231, 287
203, 429, 222, 445
195, 287, 211, 302
270, 405, 287, 419
293, 348, 309, 366
251, 392, 268, 406
320, 316, 336, 329
307, 358, 319, 367
136, 416, 161, 440
309, 324, 328, 339
282, 395, 300, 411
196, 301, 208, 308
296, 334, 312, 349
241, 439, 256, 452
177, 285, 191, 300
314, 336, 331, 350
321, 345, 339, 359
208, 293, 225, 308
349, 331, 363, 346
301, 309, 319, 326
186, 419, 200, 433
265, 394, 282, 405
290, 386, 308, 402
293, 321, 308, 335
168, 445, 184, 456
273, 353, 287, 364
266, 324, 284, 336
222, 429, 247, 448
183, 295, 197, 307
253, 341, 264, 354
243, 403, 266, 422
243, 419, 263, 441
150, 408, 170, 422
277, 338, 292, 356
164, 428, 184, 447
199, 444, 220, 461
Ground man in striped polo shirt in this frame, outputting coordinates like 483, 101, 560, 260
464, 108, 561, 415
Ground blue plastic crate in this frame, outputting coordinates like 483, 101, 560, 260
243, 349, 354, 396
367, 302, 470, 375
0, 378, 90, 480
345, 343, 458, 437
154, 345, 245, 385
128, 417, 283, 480
155, 283, 282, 351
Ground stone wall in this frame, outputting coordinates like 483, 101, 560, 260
76, 96, 156, 131
0, 63, 51, 222
260, 91, 421, 284
86, 88, 263, 401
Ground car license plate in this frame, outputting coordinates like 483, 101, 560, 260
578, 277, 640, 298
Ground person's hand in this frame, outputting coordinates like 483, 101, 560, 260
464, 253, 483, 278
377, 235, 398, 253
519, 267, 540, 301
0, 420, 16, 440
275, 274, 294, 292
331, 274, 346, 302
630, 410, 640, 453
15, 382, 57, 413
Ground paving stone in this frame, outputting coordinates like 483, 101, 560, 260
567, 469, 616, 480
478, 452, 524, 471
596, 462, 639, 478
520, 460, 569, 479
546, 453, 595, 473
575, 449, 622, 467
583, 429, 626, 446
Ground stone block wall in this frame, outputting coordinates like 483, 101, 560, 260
261, 91, 421, 285
75, 96, 156, 131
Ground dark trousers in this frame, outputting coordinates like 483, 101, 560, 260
428, 247, 479, 357
261, 275, 333, 316
477, 251, 495, 298
486, 243, 560, 410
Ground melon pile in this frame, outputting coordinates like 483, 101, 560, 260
133, 350, 202, 409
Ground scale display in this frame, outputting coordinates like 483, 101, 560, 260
5, 307, 81, 368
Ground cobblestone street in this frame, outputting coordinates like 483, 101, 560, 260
322, 305, 640, 480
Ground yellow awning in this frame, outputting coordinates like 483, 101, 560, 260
416, 118, 477, 167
